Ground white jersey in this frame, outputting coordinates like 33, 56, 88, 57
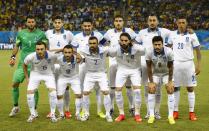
80, 46, 108, 72
104, 28, 137, 47
109, 44, 145, 69
45, 29, 74, 50
135, 28, 171, 51
71, 31, 103, 50
24, 51, 57, 74
168, 31, 200, 62
56, 55, 79, 77
146, 46, 174, 76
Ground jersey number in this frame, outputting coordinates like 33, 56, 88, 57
57, 42, 60, 47
66, 69, 71, 74
42, 65, 47, 70
178, 43, 184, 49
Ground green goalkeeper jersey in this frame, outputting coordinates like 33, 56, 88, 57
16, 28, 47, 68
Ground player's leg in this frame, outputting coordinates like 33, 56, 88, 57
125, 79, 134, 116
155, 77, 162, 119
64, 86, 71, 118
94, 83, 105, 118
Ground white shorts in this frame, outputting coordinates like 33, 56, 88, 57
141, 56, 148, 86
57, 75, 81, 96
153, 75, 169, 86
174, 60, 197, 87
83, 72, 109, 92
28, 72, 56, 91
115, 67, 141, 87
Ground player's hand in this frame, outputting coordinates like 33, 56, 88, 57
148, 82, 156, 92
9, 58, 16, 67
195, 66, 200, 75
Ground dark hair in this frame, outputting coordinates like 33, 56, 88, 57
114, 15, 124, 20
52, 15, 63, 21
89, 36, 98, 43
152, 36, 163, 44
120, 32, 131, 40
36, 41, 47, 48
82, 18, 93, 24
148, 13, 158, 20
63, 44, 73, 50
177, 14, 187, 20
26, 14, 36, 21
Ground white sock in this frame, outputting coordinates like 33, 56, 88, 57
64, 89, 70, 111
57, 98, 64, 116
134, 89, 141, 115
126, 87, 134, 109
27, 94, 35, 115
148, 93, 155, 116
188, 92, 195, 112
144, 86, 149, 114
115, 91, 124, 115
174, 90, 180, 111
103, 94, 111, 116
49, 91, 57, 115
110, 88, 115, 109
96, 89, 102, 114
168, 94, 175, 117
83, 95, 90, 115
155, 85, 162, 113
75, 98, 82, 115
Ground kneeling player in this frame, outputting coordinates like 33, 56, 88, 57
56, 45, 82, 120
23, 41, 58, 123
80, 36, 113, 122
146, 36, 175, 124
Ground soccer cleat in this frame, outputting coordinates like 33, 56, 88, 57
129, 108, 135, 117
168, 116, 175, 124
144, 112, 150, 119
34, 110, 39, 118
57, 114, 65, 121
154, 112, 161, 120
46, 112, 52, 118
50, 114, 58, 123
110, 108, 114, 116
115, 114, 125, 122
75, 114, 82, 121
134, 115, 142, 122
27, 114, 36, 123
148, 116, 155, 124
65, 111, 72, 119
9, 106, 20, 117
173, 111, 179, 119
189, 112, 197, 121
106, 115, 113, 122
97, 112, 106, 119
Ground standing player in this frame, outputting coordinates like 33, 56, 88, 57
80, 36, 112, 122
146, 36, 175, 124
9, 15, 47, 117
45, 15, 74, 118
103, 15, 137, 115
71, 18, 105, 118
56, 45, 82, 120
23, 41, 58, 123
110, 33, 145, 122
135, 14, 171, 119
168, 16, 201, 121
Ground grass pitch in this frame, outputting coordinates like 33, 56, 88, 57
0, 50, 208, 131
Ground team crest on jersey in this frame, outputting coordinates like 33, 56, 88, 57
186, 37, 189, 42
47, 59, 51, 63
63, 35, 66, 39
131, 55, 134, 59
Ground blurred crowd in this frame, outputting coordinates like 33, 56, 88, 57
0, 0, 208, 31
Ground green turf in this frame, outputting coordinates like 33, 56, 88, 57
0, 50, 208, 131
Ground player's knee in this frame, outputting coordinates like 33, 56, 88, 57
27, 90, 34, 94
174, 87, 180, 92
57, 95, 64, 99
12, 82, 20, 88
83, 91, 90, 95
148, 87, 156, 94
48, 88, 56, 92
75, 94, 82, 98
187, 87, 194, 92
115, 87, 122, 91
132, 86, 140, 90
167, 89, 174, 94
102, 91, 109, 95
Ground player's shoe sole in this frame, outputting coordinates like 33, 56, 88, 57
9, 107, 20, 117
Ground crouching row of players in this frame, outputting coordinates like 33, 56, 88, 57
23, 33, 175, 124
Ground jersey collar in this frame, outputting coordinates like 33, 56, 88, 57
147, 27, 159, 32
36, 51, 48, 60
120, 46, 132, 54
154, 48, 165, 56
53, 28, 64, 34
83, 31, 94, 37
114, 28, 126, 33
177, 30, 188, 35
63, 55, 75, 64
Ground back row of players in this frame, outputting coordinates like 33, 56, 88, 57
9, 14, 201, 124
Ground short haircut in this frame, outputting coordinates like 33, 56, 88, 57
148, 13, 158, 20
152, 36, 163, 44
177, 14, 187, 20
120, 32, 131, 40
82, 18, 93, 24
89, 36, 98, 43
52, 15, 63, 21
63, 44, 73, 50
26, 14, 36, 21
36, 41, 47, 48
114, 15, 124, 20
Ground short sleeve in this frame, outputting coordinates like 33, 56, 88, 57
24, 53, 33, 65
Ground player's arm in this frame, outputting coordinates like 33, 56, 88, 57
9, 35, 21, 66
146, 59, 156, 92
22, 54, 32, 84
76, 52, 83, 63
194, 46, 201, 75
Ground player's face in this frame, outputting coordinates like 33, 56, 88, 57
114, 17, 124, 30
63, 48, 73, 61
26, 18, 36, 30
82, 22, 93, 35
53, 19, 63, 31
177, 19, 187, 31
148, 16, 158, 29
119, 36, 131, 49
36, 44, 46, 59
153, 41, 163, 53
89, 39, 98, 52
